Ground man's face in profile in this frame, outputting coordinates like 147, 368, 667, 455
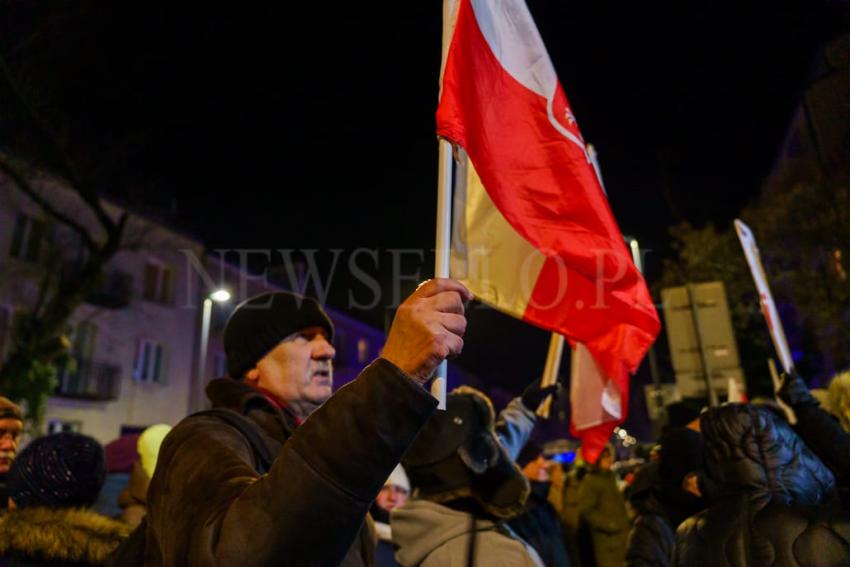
0, 418, 23, 475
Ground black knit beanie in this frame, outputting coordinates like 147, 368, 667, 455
223, 291, 334, 378
7, 432, 106, 509
658, 427, 705, 486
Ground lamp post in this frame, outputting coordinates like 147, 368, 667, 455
197, 289, 231, 406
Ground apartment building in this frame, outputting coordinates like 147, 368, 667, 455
0, 173, 204, 443
0, 172, 388, 443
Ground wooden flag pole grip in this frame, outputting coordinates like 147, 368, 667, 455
537, 334, 565, 418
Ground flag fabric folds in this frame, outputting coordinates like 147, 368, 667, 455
440, 0, 660, 462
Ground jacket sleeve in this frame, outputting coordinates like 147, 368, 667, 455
792, 403, 850, 476
145, 358, 437, 567
495, 396, 537, 461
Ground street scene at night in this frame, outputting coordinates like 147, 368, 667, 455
0, 1, 848, 565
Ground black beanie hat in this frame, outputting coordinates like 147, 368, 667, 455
8, 432, 106, 509
224, 291, 334, 378
658, 427, 705, 486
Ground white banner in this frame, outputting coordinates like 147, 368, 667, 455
733, 220, 794, 373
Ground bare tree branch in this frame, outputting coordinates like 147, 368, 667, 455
0, 154, 97, 252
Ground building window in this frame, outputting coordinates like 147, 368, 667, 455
142, 261, 174, 304
133, 339, 167, 383
9, 213, 45, 262
213, 351, 228, 378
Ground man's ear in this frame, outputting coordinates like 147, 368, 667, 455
244, 367, 260, 385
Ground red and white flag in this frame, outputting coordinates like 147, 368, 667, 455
440, 0, 660, 462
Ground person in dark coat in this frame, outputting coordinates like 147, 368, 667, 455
509, 440, 571, 567
144, 281, 472, 567
0, 432, 132, 566
675, 403, 850, 567
779, 370, 850, 506
626, 428, 711, 567
577, 445, 630, 567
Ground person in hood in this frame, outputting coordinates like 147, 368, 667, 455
0, 432, 132, 566
509, 440, 572, 567
144, 281, 472, 566
675, 403, 850, 567
373, 464, 411, 567
625, 428, 712, 567
0, 396, 23, 510
577, 445, 630, 567
392, 386, 544, 567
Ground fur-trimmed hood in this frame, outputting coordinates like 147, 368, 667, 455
402, 386, 529, 519
0, 507, 132, 566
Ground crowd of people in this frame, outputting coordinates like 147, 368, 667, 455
0, 282, 848, 566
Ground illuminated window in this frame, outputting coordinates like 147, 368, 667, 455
133, 339, 167, 383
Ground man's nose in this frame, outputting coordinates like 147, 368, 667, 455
312, 335, 336, 359
0, 437, 15, 451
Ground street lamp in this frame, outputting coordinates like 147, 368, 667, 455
210, 289, 231, 303
197, 289, 231, 407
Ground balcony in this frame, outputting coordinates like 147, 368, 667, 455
54, 358, 121, 401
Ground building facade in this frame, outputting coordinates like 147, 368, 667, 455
0, 172, 388, 443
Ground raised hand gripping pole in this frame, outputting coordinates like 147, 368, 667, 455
537, 333, 565, 418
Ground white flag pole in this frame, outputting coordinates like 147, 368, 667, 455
432, 1, 462, 410
733, 220, 794, 373
432, 139, 453, 410
537, 333, 565, 417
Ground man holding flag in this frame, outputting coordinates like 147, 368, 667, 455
437, 0, 660, 463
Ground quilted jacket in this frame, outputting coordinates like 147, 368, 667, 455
675, 404, 850, 567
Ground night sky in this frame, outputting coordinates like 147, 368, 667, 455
2, 1, 847, 411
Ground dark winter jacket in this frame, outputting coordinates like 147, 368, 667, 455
509, 481, 571, 567
779, 373, 850, 507
625, 464, 673, 567
675, 404, 850, 567
144, 359, 437, 567
577, 468, 630, 567
0, 506, 132, 567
